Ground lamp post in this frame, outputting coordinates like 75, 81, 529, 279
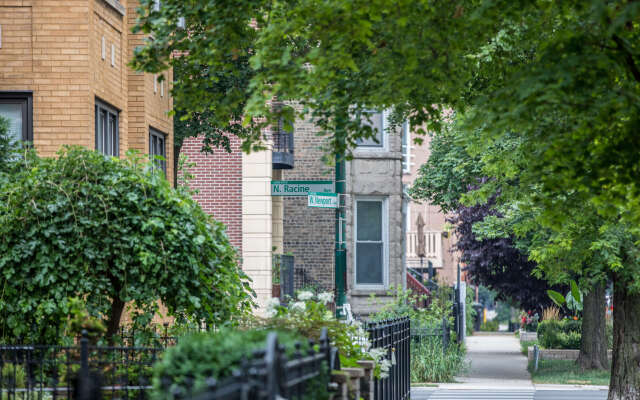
334, 126, 347, 318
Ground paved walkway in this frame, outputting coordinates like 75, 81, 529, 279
453, 332, 532, 388
411, 332, 609, 399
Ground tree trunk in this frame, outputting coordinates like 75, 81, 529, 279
106, 297, 125, 343
608, 279, 640, 400
577, 282, 609, 370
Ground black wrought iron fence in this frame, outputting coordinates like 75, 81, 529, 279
411, 317, 450, 354
0, 332, 162, 400
173, 328, 339, 400
364, 317, 410, 400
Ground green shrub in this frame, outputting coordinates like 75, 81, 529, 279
152, 328, 328, 400
411, 338, 467, 383
480, 320, 499, 332
537, 319, 582, 349
1, 363, 26, 389
0, 147, 254, 343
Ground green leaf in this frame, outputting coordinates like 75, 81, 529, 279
547, 290, 565, 307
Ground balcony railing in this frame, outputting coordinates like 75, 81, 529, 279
272, 122, 294, 169
406, 231, 443, 267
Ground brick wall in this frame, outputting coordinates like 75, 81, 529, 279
0, 0, 173, 180
282, 113, 335, 292
180, 135, 243, 254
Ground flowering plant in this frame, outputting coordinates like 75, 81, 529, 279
520, 310, 539, 332
262, 291, 391, 378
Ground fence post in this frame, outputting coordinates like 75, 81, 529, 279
264, 332, 280, 400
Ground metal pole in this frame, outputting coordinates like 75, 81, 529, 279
335, 142, 347, 318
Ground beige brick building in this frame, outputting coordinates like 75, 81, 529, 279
0, 0, 173, 175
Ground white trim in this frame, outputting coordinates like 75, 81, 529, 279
160, 76, 164, 97
354, 196, 389, 290
101, 37, 106, 60
402, 121, 411, 173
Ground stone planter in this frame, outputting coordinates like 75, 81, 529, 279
527, 346, 613, 363
332, 367, 364, 400
519, 329, 537, 343
357, 360, 375, 400
329, 360, 376, 400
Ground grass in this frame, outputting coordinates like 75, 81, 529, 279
520, 340, 537, 356
411, 338, 468, 383
528, 359, 610, 386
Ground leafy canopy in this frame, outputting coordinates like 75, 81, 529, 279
0, 147, 255, 342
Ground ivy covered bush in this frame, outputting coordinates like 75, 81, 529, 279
0, 146, 255, 343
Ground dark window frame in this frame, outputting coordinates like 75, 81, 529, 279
0, 91, 33, 143
149, 127, 167, 175
95, 98, 119, 157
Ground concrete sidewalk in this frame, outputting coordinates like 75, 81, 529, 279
445, 332, 533, 389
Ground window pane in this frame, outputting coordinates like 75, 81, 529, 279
0, 103, 23, 143
357, 201, 382, 241
356, 112, 383, 147
356, 242, 383, 284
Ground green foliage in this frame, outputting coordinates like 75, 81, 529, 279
480, 320, 499, 332
528, 359, 610, 386
262, 292, 391, 378
151, 328, 328, 400
411, 339, 467, 383
0, 147, 255, 343
547, 290, 566, 309
1, 363, 26, 389
537, 320, 582, 349
520, 340, 537, 356
465, 286, 476, 336
0, 116, 13, 173
369, 286, 453, 330
547, 280, 584, 314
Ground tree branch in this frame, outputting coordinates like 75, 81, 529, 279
612, 34, 640, 83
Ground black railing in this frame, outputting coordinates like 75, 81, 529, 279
174, 328, 338, 400
364, 317, 410, 400
0, 332, 161, 400
274, 254, 295, 302
411, 317, 450, 354
293, 267, 331, 294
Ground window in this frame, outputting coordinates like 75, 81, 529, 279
149, 127, 166, 174
356, 110, 385, 148
401, 121, 411, 173
0, 92, 33, 144
355, 198, 388, 288
95, 99, 119, 156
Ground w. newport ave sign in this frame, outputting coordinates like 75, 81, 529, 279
271, 180, 334, 196
308, 192, 338, 208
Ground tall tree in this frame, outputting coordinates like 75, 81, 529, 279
132, 1, 640, 396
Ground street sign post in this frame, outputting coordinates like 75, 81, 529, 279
308, 192, 338, 208
271, 180, 334, 196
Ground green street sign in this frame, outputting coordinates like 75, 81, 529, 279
271, 180, 334, 196
308, 192, 339, 208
